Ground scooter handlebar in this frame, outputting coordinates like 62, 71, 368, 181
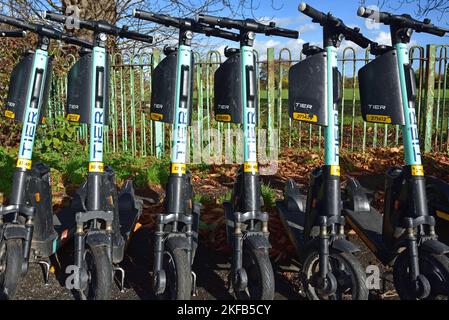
44, 11, 153, 43
357, 6, 448, 37
0, 13, 92, 47
134, 9, 240, 41
196, 14, 299, 39
299, 3, 372, 48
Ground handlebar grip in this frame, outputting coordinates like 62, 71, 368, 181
0, 30, 26, 37
267, 26, 299, 39
43, 11, 68, 23
60, 34, 93, 48
357, 7, 390, 23
0, 14, 34, 31
298, 2, 326, 23
422, 25, 446, 36
134, 9, 180, 27
119, 28, 153, 43
196, 14, 222, 26
201, 25, 239, 41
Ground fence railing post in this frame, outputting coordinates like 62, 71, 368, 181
152, 48, 164, 158
267, 48, 275, 155
423, 44, 436, 153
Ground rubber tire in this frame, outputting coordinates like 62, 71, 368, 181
0, 239, 23, 300
234, 242, 275, 300
393, 250, 449, 300
160, 247, 192, 300
80, 245, 112, 300
302, 250, 369, 300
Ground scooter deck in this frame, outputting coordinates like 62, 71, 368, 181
275, 197, 307, 255
345, 208, 392, 264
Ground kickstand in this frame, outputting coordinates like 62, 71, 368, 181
191, 271, 197, 297
114, 266, 126, 293
38, 261, 51, 285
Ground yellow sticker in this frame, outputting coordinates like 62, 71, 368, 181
411, 165, 424, 176
366, 114, 392, 124
216, 114, 232, 122
89, 162, 104, 173
150, 113, 164, 121
17, 158, 32, 170
293, 112, 317, 123
436, 210, 449, 222
171, 163, 186, 175
66, 114, 80, 122
244, 162, 259, 173
5, 110, 15, 119
330, 165, 340, 176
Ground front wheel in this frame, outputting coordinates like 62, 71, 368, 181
79, 245, 112, 300
393, 250, 449, 300
302, 250, 368, 300
234, 242, 275, 300
159, 247, 192, 300
0, 239, 23, 300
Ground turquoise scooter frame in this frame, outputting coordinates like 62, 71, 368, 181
133, 10, 240, 300
197, 13, 298, 300
42, 11, 151, 299
276, 3, 373, 300
0, 15, 98, 300
344, 7, 449, 300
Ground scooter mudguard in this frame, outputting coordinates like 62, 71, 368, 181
165, 235, 191, 252
4, 51, 52, 124
358, 49, 411, 125
214, 50, 258, 124
66, 50, 110, 125
85, 230, 110, 248
425, 176, 449, 245
3, 224, 27, 240
331, 238, 360, 253
288, 52, 341, 126
421, 239, 449, 255
150, 51, 194, 124
245, 233, 271, 251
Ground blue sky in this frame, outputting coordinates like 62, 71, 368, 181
202, 0, 449, 60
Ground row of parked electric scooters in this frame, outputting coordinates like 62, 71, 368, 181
0, 2, 448, 300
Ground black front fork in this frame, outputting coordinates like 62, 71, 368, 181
153, 171, 198, 294
384, 166, 435, 298
229, 168, 270, 291
312, 166, 344, 296
74, 171, 115, 291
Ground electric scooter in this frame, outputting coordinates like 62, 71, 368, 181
344, 7, 449, 300
197, 14, 298, 300
133, 10, 240, 300
276, 3, 372, 300
0, 15, 101, 299
42, 11, 153, 300
1, 11, 150, 300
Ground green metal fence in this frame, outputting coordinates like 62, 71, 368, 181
45, 44, 449, 162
